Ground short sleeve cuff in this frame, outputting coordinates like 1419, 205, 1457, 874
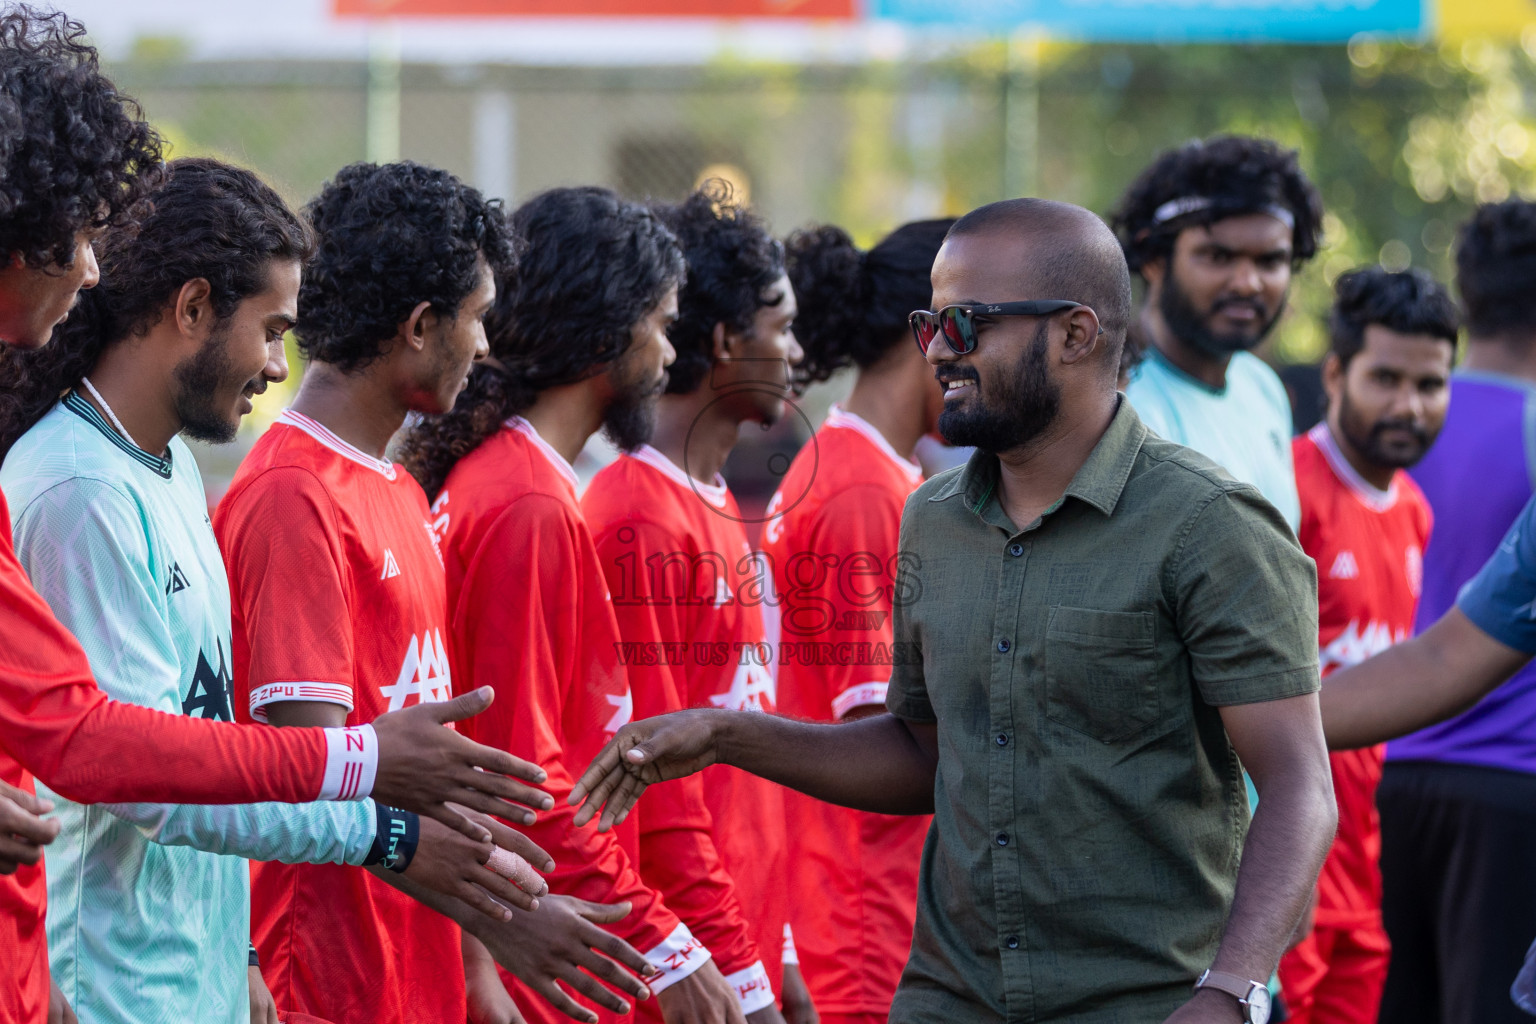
1459, 580, 1536, 655
833, 681, 889, 721
250, 681, 355, 722
886, 687, 937, 723
319, 724, 379, 800
725, 960, 775, 1014
1197, 667, 1320, 707
642, 922, 711, 994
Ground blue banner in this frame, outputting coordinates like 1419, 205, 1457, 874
868, 0, 1425, 42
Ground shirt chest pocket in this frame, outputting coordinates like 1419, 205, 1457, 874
1044, 606, 1158, 744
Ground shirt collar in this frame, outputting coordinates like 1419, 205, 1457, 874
930, 396, 1145, 521
505, 415, 579, 490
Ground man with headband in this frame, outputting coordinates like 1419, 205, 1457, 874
1112, 135, 1325, 531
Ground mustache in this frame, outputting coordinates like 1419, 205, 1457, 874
1212, 297, 1269, 317
1370, 418, 1429, 444
935, 368, 980, 386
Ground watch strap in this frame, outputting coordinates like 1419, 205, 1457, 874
1196, 970, 1259, 1001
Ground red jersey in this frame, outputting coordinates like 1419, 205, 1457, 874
1294, 423, 1431, 929
437, 419, 708, 1022
584, 446, 788, 1014
217, 410, 463, 1024
760, 407, 931, 1016
0, 485, 345, 1024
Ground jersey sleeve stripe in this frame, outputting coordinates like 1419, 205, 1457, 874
249, 682, 355, 721
319, 724, 379, 800
832, 681, 890, 721
642, 921, 712, 993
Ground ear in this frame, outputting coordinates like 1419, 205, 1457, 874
712, 322, 731, 363
1139, 255, 1166, 291
1057, 307, 1105, 368
401, 300, 435, 354
174, 278, 216, 341
1321, 352, 1345, 405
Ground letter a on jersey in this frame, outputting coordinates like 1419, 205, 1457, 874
381, 629, 452, 710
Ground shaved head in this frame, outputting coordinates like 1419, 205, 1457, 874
945, 198, 1134, 375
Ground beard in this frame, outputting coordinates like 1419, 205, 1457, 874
602, 356, 668, 453
1336, 387, 1436, 471
173, 323, 255, 445
1159, 267, 1284, 359
937, 321, 1061, 453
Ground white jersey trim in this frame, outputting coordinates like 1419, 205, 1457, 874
249, 681, 355, 723
825, 405, 923, 485
278, 410, 398, 481
1309, 422, 1398, 512
319, 724, 379, 800
642, 921, 712, 993
630, 444, 730, 509
832, 680, 890, 721
726, 960, 776, 1014
506, 416, 579, 490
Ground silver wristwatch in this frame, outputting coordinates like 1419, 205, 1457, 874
1194, 969, 1271, 1024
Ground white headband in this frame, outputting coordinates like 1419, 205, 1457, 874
1150, 196, 1297, 231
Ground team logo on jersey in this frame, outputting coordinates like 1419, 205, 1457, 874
183, 639, 234, 720
1320, 619, 1406, 673
381, 548, 401, 580
165, 562, 190, 596
1328, 550, 1359, 580
604, 688, 634, 735
1406, 544, 1423, 598
709, 660, 776, 713
381, 630, 453, 710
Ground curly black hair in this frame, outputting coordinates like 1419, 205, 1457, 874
653, 180, 785, 395
0, 157, 311, 460
785, 218, 954, 384
1110, 135, 1323, 277
0, 6, 162, 269
1329, 266, 1459, 368
296, 160, 515, 373
1455, 200, 1536, 339
398, 185, 684, 499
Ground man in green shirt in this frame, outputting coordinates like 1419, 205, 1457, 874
570, 199, 1336, 1024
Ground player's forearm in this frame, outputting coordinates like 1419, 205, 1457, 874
1208, 764, 1336, 984
1321, 608, 1530, 750
36, 698, 329, 805
102, 797, 375, 865
715, 711, 934, 815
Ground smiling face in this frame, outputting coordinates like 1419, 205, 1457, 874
0, 230, 103, 350
1147, 213, 1293, 358
924, 232, 1065, 454
173, 258, 299, 444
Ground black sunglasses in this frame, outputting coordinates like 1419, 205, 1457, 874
909, 300, 1092, 356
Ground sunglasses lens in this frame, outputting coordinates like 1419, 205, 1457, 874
941, 308, 971, 354
912, 313, 938, 354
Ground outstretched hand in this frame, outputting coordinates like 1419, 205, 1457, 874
372, 687, 554, 842
569, 710, 724, 832
403, 806, 554, 922
470, 894, 658, 1023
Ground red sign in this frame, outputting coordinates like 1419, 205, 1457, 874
336, 0, 855, 17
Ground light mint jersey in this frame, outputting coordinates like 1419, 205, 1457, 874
1125, 346, 1300, 532
1, 393, 376, 1024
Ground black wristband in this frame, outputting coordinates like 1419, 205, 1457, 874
249, 943, 260, 968
363, 804, 420, 873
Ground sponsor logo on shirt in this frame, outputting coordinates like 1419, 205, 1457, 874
381, 630, 453, 711
381, 548, 401, 580
709, 660, 776, 713
183, 638, 234, 720
1319, 619, 1405, 673
604, 688, 634, 735
1329, 550, 1359, 580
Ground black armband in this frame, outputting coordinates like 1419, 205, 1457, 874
249, 943, 260, 968
363, 804, 420, 873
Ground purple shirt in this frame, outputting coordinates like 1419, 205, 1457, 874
1389, 372, 1536, 774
